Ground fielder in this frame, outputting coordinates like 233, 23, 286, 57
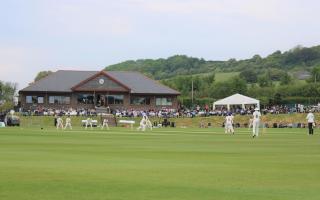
64, 116, 72, 130
101, 118, 109, 130
85, 117, 93, 130
145, 115, 153, 130
56, 116, 64, 130
252, 108, 261, 138
137, 116, 147, 131
225, 114, 234, 134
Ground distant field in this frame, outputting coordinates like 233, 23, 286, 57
0, 127, 319, 200
215, 72, 240, 82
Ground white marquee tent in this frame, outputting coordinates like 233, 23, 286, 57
213, 93, 260, 110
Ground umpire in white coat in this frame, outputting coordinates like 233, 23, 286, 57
252, 108, 261, 138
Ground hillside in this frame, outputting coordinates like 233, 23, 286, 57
106, 45, 320, 80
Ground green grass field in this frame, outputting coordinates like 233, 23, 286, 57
0, 127, 319, 200
215, 72, 240, 82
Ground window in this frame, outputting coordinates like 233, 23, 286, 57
77, 94, 94, 104
49, 96, 70, 104
130, 97, 150, 105
107, 95, 124, 105
26, 96, 43, 104
156, 97, 172, 106
26, 96, 33, 104
38, 97, 44, 104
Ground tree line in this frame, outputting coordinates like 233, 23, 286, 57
106, 45, 320, 80
0, 81, 17, 111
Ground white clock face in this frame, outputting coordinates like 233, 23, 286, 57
99, 78, 105, 85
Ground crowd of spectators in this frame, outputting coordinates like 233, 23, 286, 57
18, 103, 320, 118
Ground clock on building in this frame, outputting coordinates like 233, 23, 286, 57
99, 78, 104, 85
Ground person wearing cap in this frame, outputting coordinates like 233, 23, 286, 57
306, 110, 315, 135
252, 107, 261, 138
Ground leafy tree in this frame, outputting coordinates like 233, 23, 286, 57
34, 71, 53, 82
239, 69, 258, 83
230, 76, 247, 94
280, 73, 293, 85
267, 68, 286, 81
310, 65, 320, 83
0, 81, 17, 111
257, 74, 273, 87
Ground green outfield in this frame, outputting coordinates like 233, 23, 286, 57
0, 127, 319, 200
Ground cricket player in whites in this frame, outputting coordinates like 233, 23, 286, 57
137, 116, 147, 131
252, 107, 261, 138
145, 115, 153, 130
101, 118, 109, 130
56, 116, 64, 130
64, 116, 72, 130
85, 117, 93, 130
225, 113, 234, 134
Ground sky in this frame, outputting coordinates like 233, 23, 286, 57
0, 0, 320, 89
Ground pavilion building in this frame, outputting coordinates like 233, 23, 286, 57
19, 70, 180, 111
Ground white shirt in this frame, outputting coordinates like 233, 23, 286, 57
57, 118, 63, 123
225, 116, 233, 124
253, 111, 261, 121
66, 118, 71, 123
306, 113, 315, 123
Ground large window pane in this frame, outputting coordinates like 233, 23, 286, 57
130, 97, 150, 105
38, 97, 44, 104
106, 95, 124, 105
26, 96, 42, 104
49, 96, 70, 104
26, 96, 32, 104
156, 97, 173, 106
114, 95, 124, 105
107, 95, 115, 104
77, 94, 94, 104
49, 96, 54, 104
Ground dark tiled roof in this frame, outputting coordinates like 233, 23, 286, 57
107, 71, 180, 94
20, 70, 180, 95
20, 70, 98, 92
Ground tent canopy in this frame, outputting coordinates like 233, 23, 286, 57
213, 93, 260, 110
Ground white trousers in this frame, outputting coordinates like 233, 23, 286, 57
137, 124, 146, 131
56, 122, 64, 129
225, 123, 234, 133
85, 123, 93, 129
101, 122, 109, 130
64, 123, 72, 129
252, 120, 260, 136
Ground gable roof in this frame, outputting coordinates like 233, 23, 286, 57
107, 71, 180, 94
20, 70, 97, 92
20, 70, 180, 95
213, 93, 259, 105
71, 71, 131, 92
